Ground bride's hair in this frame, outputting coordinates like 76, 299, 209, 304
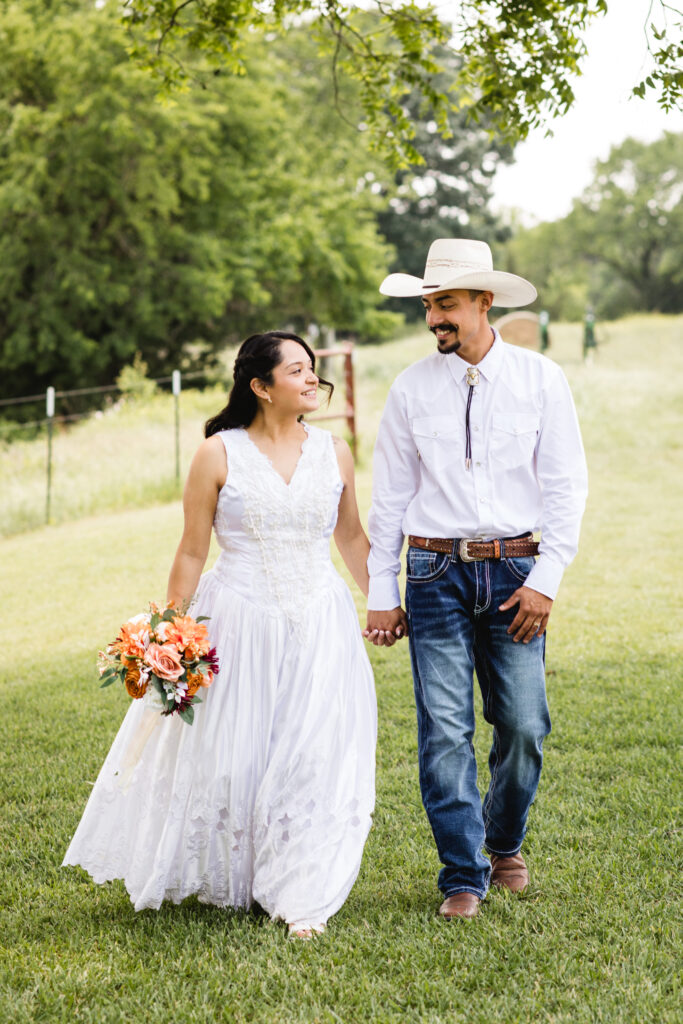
204, 331, 334, 436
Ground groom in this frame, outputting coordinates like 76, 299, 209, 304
365, 239, 588, 918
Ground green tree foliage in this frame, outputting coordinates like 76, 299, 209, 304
504, 220, 592, 322
0, 1, 396, 398
505, 133, 683, 320
375, 46, 514, 318
123, 0, 682, 163
124, 0, 452, 166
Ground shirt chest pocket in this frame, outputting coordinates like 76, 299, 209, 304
490, 412, 539, 468
412, 416, 463, 471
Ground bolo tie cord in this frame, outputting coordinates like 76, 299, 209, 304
464, 386, 474, 469
464, 366, 479, 470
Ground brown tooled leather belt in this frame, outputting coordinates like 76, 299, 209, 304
408, 534, 539, 563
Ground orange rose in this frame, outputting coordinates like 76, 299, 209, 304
185, 670, 202, 697
125, 665, 148, 699
185, 667, 214, 696
144, 642, 184, 682
165, 616, 210, 660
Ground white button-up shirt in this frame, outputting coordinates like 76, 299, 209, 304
367, 333, 588, 609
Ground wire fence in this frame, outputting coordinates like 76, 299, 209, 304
0, 344, 357, 529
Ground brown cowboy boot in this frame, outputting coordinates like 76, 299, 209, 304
439, 893, 481, 919
490, 852, 529, 892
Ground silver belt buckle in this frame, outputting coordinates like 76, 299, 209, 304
458, 539, 483, 562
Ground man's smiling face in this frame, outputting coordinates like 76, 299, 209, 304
421, 288, 490, 355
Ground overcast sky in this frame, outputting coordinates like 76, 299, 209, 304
489, 0, 683, 224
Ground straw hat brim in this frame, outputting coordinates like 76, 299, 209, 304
379, 270, 537, 308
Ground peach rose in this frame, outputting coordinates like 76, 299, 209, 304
144, 642, 184, 682
125, 664, 148, 699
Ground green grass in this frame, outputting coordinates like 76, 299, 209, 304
0, 386, 228, 537
1, 315, 682, 1022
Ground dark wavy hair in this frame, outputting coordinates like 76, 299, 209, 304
204, 331, 334, 437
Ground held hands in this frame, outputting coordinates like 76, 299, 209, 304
499, 586, 553, 643
363, 607, 409, 647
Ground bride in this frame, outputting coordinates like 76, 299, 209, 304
63, 331, 377, 939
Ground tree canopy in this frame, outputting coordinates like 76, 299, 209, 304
505, 133, 683, 320
375, 45, 514, 317
123, 0, 682, 164
0, 1, 401, 398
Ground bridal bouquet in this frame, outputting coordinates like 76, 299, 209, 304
98, 603, 219, 725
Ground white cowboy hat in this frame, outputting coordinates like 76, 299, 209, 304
379, 238, 537, 308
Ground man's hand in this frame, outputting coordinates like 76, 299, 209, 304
363, 607, 408, 647
499, 586, 553, 643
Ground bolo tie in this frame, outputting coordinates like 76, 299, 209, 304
464, 366, 479, 470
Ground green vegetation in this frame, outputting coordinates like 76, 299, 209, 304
1, 317, 681, 1022
376, 44, 514, 316
2, 3, 679, 407
0, 1, 401, 399
505, 133, 683, 321
125, 1, 682, 155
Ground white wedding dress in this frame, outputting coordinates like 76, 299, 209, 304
63, 424, 377, 929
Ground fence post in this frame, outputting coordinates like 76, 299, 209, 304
343, 344, 357, 460
172, 370, 181, 482
46, 387, 55, 524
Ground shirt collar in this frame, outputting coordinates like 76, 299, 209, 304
443, 329, 504, 385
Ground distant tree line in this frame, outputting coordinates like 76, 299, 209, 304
504, 133, 683, 322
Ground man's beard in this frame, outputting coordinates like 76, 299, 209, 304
430, 323, 461, 352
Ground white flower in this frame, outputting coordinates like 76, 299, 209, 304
129, 613, 150, 626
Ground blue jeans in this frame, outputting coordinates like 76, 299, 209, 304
405, 545, 551, 900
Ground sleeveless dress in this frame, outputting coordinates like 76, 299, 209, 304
63, 424, 377, 929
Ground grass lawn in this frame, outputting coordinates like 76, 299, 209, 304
1, 316, 681, 1022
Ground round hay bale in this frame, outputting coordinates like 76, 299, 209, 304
493, 312, 540, 350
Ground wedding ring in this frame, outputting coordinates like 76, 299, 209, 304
533, 620, 541, 628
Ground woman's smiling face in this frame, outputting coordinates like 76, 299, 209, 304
263, 339, 320, 412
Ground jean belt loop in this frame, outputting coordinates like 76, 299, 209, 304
450, 538, 459, 562
498, 538, 505, 559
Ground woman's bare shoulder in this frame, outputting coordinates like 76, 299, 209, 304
331, 435, 354, 480
189, 433, 228, 488
331, 434, 352, 454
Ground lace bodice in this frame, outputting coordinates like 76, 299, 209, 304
210, 424, 344, 632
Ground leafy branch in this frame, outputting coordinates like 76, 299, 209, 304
121, 1, 683, 165
634, 0, 683, 109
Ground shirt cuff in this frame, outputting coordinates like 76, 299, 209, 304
524, 556, 564, 601
368, 575, 402, 611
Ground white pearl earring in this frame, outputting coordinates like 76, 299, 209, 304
266, 394, 272, 404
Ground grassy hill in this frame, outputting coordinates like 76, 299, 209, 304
1, 316, 681, 1022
